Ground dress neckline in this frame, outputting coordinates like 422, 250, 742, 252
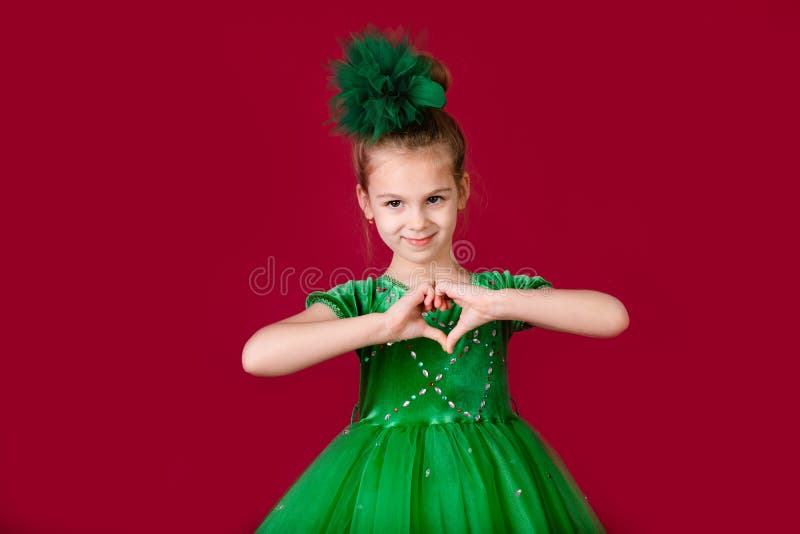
377, 270, 480, 291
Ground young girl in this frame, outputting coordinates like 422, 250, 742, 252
243, 26, 628, 533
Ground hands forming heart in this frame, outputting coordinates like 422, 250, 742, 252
382, 279, 498, 354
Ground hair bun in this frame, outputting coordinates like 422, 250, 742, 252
325, 25, 447, 142
417, 52, 452, 93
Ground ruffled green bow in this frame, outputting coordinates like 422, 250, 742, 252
326, 28, 447, 142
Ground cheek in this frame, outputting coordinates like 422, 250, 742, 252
377, 217, 402, 231
435, 207, 457, 223
374, 222, 398, 239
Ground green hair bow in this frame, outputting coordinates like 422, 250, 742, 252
325, 27, 447, 142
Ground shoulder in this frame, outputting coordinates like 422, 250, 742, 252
471, 269, 552, 290
470, 269, 505, 289
306, 278, 376, 301
313, 277, 377, 292
305, 277, 380, 319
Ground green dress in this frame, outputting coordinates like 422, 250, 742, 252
255, 269, 605, 533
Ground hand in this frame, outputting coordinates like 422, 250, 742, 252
382, 280, 454, 352
434, 280, 499, 354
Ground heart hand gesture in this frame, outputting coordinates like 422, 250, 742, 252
382, 280, 453, 353
433, 280, 499, 354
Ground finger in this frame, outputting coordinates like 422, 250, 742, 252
423, 283, 435, 308
444, 332, 455, 354
409, 285, 429, 309
446, 331, 464, 355
424, 326, 450, 353
425, 289, 434, 311
435, 280, 450, 293
411, 283, 427, 300
412, 282, 430, 309
434, 283, 449, 309
447, 324, 469, 353
436, 281, 461, 305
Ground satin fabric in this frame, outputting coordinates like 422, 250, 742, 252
255, 270, 605, 533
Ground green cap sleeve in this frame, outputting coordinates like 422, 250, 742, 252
500, 270, 553, 333
305, 279, 373, 319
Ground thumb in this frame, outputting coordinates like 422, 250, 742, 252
446, 325, 469, 354
424, 325, 450, 354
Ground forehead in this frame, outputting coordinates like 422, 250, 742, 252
367, 146, 453, 195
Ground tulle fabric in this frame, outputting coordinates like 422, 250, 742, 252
256, 270, 605, 532
256, 416, 604, 533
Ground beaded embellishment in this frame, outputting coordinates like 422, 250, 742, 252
373, 271, 502, 423
379, 324, 499, 423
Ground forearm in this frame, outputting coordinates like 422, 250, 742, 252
243, 313, 392, 377
493, 288, 629, 338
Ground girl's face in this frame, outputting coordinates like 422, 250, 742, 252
357, 146, 469, 270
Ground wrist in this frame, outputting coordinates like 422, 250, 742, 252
374, 311, 400, 343
489, 289, 511, 321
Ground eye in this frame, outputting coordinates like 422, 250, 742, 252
384, 196, 444, 208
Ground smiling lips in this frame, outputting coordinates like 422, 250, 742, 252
405, 234, 435, 247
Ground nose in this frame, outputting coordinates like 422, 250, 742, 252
407, 205, 428, 231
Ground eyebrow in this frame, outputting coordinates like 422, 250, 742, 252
376, 187, 452, 199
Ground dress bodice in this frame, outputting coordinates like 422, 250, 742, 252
305, 270, 553, 428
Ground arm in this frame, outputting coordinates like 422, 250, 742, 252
492, 288, 629, 338
242, 303, 393, 377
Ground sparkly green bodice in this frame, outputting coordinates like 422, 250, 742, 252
352, 273, 516, 427
304, 270, 553, 428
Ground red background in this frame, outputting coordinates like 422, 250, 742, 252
2, 1, 798, 532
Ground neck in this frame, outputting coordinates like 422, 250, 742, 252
385, 255, 471, 286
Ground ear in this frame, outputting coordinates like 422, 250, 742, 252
356, 184, 374, 220
457, 172, 471, 211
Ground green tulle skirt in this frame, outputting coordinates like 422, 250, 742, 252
255, 416, 605, 533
